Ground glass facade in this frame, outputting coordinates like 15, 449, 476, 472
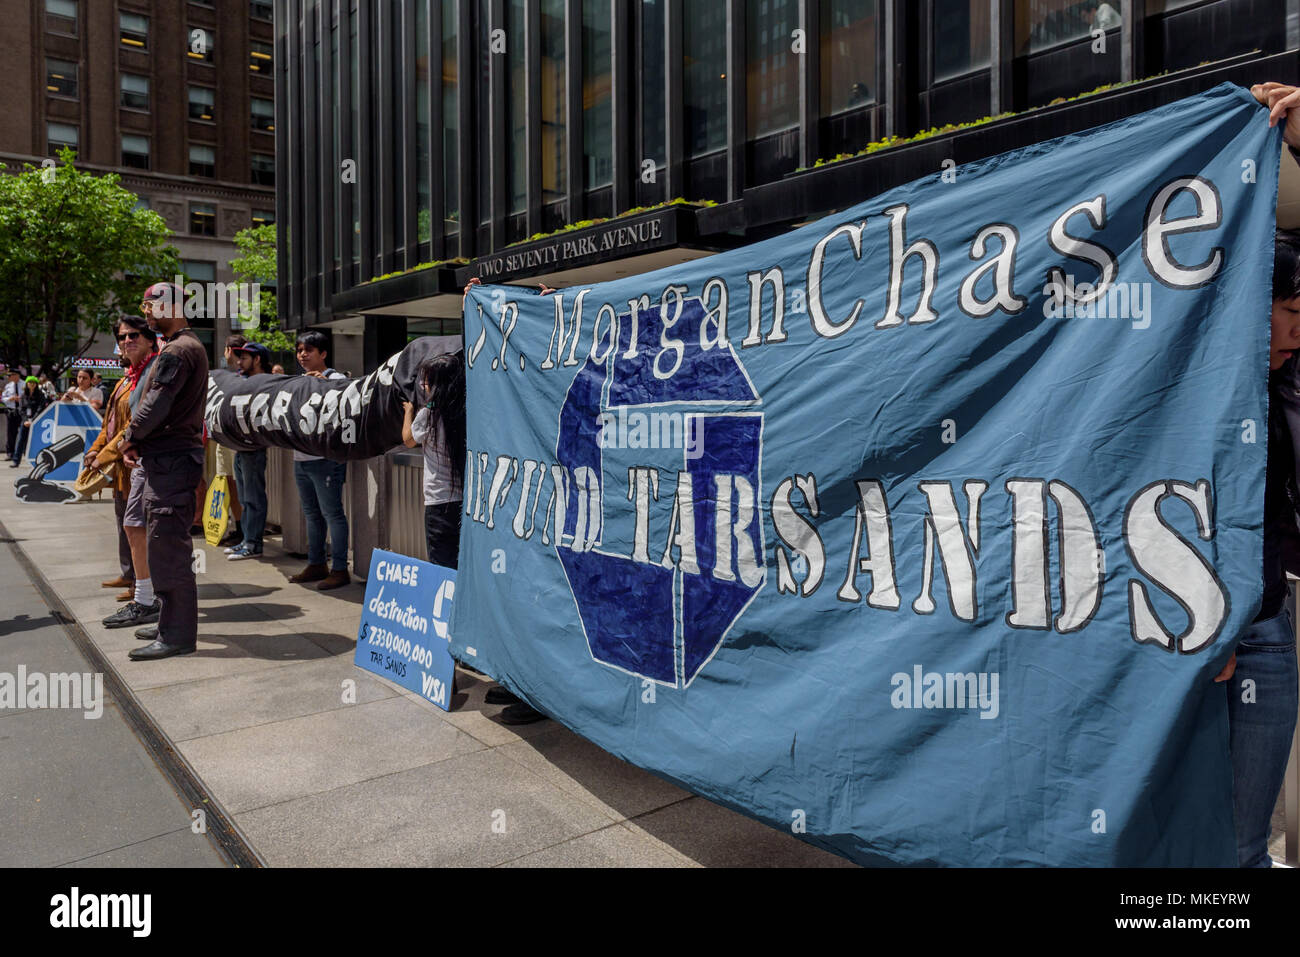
276, 0, 1295, 341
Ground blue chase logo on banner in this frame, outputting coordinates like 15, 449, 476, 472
353, 550, 457, 710
556, 298, 764, 688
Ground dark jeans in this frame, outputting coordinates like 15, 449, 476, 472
1227, 608, 1299, 866
11, 422, 30, 465
424, 502, 463, 570
294, 459, 349, 570
4, 411, 18, 457
234, 449, 268, 549
143, 450, 204, 648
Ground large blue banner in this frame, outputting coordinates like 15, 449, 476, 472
450, 84, 1283, 866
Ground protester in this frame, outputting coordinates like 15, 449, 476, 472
121, 281, 209, 661
402, 349, 546, 725
228, 341, 273, 560
62, 369, 105, 412
91, 373, 107, 407
213, 335, 247, 548
3, 369, 22, 462
37, 373, 56, 401
12, 376, 50, 468
92, 317, 164, 626
1216, 81, 1300, 867
289, 331, 351, 590
271, 363, 286, 375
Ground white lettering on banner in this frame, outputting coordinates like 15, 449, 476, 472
462, 176, 1228, 381
366, 585, 430, 636
467, 449, 1231, 652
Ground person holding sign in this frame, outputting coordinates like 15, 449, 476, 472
1218, 82, 1300, 867
403, 348, 548, 726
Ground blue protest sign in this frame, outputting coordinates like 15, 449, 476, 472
449, 84, 1283, 865
353, 549, 458, 710
13, 401, 104, 503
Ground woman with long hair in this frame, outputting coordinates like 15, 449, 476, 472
402, 350, 466, 569
12, 375, 50, 467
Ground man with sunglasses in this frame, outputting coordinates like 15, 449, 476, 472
120, 281, 210, 661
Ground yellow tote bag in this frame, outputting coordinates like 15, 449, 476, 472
203, 475, 230, 546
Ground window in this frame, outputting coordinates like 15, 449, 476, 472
132, 196, 151, 212
251, 97, 274, 132
747, 0, 799, 136
121, 134, 150, 169
45, 57, 78, 98
189, 86, 215, 122
821, 0, 877, 113
47, 122, 78, 155
188, 26, 214, 62
249, 40, 273, 72
183, 261, 216, 281
251, 0, 273, 21
189, 144, 216, 177
416, 0, 432, 238
639, 0, 665, 193
1016, 0, 1120, 55
251, 153, 274, 186
120, 73, 149, 110
507, 0, 526, 212
541, 0, 566, 203
441, 0, 458, 233
933, 0, 990, 81
684, 3, 727, 155
190, 203, 216, 236
46, 0, 77, 35
251, 209, 275, 227
583, 0, 613, 188
120, 12, 148, 49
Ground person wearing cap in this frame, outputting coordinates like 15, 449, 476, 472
121, 281, 210, 661
227, 341, 273, 560
12, 375, 50, 468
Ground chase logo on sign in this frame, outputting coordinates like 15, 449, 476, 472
556, 297, 764, 688
13, 402, 103, 503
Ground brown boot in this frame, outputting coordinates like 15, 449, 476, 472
116, 588, 134, 602
290, 563, 328, 584
102, 576, 133, 589
317, 568, 351, 591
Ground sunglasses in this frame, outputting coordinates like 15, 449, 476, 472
116, 331, 143, 342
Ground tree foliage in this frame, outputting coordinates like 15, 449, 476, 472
229, 222, 292, 352
0, 149, 180, 376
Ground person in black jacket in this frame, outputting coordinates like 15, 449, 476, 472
11, 376, 50, 467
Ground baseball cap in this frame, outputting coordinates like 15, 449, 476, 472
141, 281, 185, 306
235, 342, 274, 367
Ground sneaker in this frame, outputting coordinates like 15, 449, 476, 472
217, 523, 243, 548
223, 543, 243, 554
227, 545, 262, 561
103, 600, 161, 629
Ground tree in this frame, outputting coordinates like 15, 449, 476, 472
229, 223, 293, 352
0, 149, 180, 376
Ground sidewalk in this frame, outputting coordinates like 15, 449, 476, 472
0, 490, 851, 867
